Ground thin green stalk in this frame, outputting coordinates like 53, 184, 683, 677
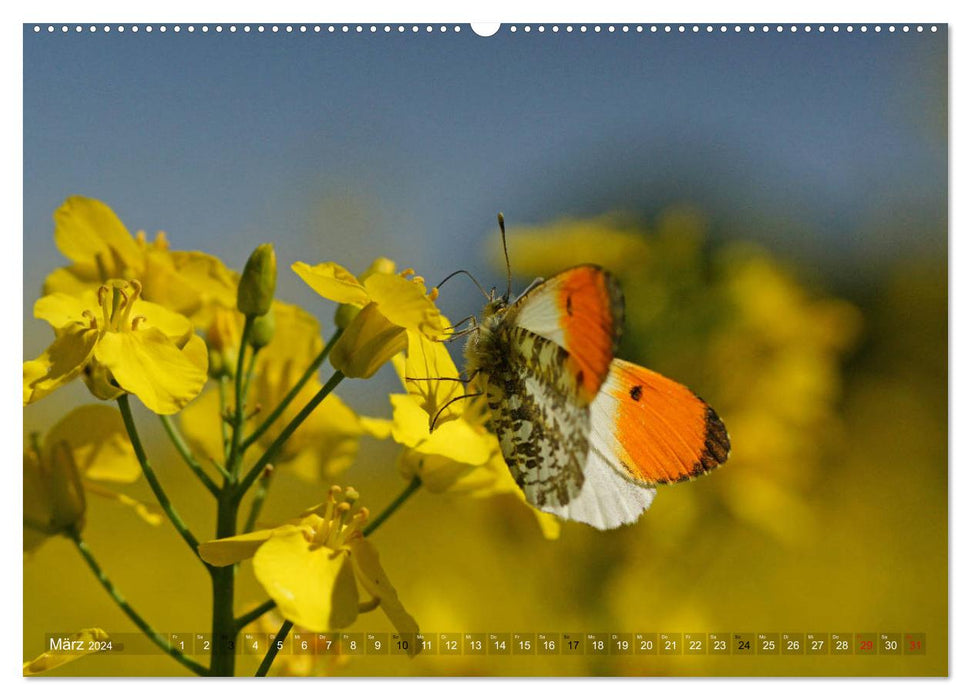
218, 375, 231, 462
363, 476, 422, 537
236, 370, 345, 498
159, 415, 218, 496
226, 316, 253, 478
209, 491, 238, 677
116, 395, 204, 560
70, 530, 208, 676
243, 329, 342, 450
243, 469, 274, 533
256, 620, 293, 677
235, 599, 277, 632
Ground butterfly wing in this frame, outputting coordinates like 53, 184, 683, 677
592, 358, 731, 485
480, 326, 589, 511
509, 265, 624, 404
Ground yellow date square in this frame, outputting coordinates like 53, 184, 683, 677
341, 632, 364, 655
464, 633, 487, 655
855, 633, 878, 656
439, 633, 461, 656
610, 633, 633, 655
415, 633, 436, 655
562, 633, 584, 654
708, 633, 731, 656
904, 633, 926, 655
684, 633, 706, 655
733, 633, 755, 655
488, 633, 511, 655
366, 633, 389, 654
660, 633, 682, 655
586, 633, 609, 655
316, 633, 340, 655
513, 633, 536, 655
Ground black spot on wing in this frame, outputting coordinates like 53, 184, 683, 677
629, 385, 643, 401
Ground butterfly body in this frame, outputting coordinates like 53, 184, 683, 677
465, 264, 730, 530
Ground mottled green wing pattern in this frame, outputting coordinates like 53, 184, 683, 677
481, 326, 589, 509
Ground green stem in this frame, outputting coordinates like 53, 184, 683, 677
209, 492, 238, 677
235, 599, 277, 632
243, 329, 342, 450
116, 395, 204, 560
243, 469, 274, 533
363, 477, 422, 537
159, 415, 218, 496
70, 530, 208, 676
256, 620, 293, 677
218, 375, 231, 461
236, 370, 345, 498
226, 317, 253, 479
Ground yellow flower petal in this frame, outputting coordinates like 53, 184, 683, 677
33, 290, 99, 329
131, 298, 195, 346
43, 405, 140, 483
389, 394, 494, 465
364, 272, 448, 339
83, 482, 163, 526
23, 326, 100, 406
53, 196, 141, 271
330, 303, 407, 379
394, 330, 465, 421
253, 530, 359, 632
94, 327, 207, 415
199, 526, 295, 566
23, 628, 111, 676
292, 261, 370, 306
348, 537, 420, 649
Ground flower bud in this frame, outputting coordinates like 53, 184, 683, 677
249, 308, 276, 349
206, 308, 240, 379
330, 302, 407, 379
237, 244, 277, 317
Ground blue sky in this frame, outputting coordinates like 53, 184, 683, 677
24, 25, 947, 347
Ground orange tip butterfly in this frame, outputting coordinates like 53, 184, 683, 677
463, 214, 730, 529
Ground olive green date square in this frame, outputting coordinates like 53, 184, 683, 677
390, 633, 416, 656
831, 633, 853, 655
634, 633, 658, 655
904, 633, 926, 655
733, 633, 755, 655
879, 633, 902, 655
782, 633, 805, 655
806, 633, 828, 655
757, 633, 780, 655
488, 633, 511, 655
537, 633, 559, 655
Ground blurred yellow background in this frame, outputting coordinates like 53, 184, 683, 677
23, 207, 947, 677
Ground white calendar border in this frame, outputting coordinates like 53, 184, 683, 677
3, 0, 962, 697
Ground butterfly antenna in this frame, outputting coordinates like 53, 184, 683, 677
498, 212, 512, 301
436, 269, 490, 301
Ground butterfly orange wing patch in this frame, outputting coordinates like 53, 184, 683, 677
511, 265, 623, 403
592, 359, 730, 485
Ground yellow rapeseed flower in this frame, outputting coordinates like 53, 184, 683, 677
24, 405, 159, 551
292, 258, 448, 378
43, 195, 238, 327
181, 302, 377, 483
199, 486, 420, 649
24, 279, 208, 415
382, 330, 561, 538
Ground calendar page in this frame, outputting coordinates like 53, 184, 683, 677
21, 20, 948, 678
